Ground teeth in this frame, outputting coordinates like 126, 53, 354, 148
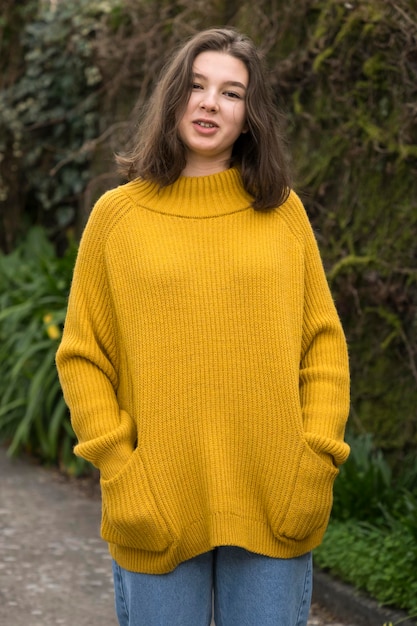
197, 122, 215, 128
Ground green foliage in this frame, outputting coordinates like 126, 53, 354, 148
0, 227, 89, 475
332, 432, 392, 522
332, 432, 417, 525
0, 0, 115, 246
315, 519, 417, 617
318, 433, 417, 617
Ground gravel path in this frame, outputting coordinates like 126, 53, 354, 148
308, 603, 355, 626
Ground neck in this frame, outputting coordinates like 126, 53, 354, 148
181, 154, 231, 177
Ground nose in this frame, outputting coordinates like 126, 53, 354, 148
199, 94, 219, 112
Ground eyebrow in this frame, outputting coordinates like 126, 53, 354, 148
192, 72, 247, 91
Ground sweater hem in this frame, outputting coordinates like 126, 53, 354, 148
107, 510, 326, 574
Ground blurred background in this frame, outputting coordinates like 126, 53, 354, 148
0, 0, 416, 618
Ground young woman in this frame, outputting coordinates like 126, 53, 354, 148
56, 27, 350, 626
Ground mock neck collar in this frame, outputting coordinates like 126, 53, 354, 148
125, 167, 254, 218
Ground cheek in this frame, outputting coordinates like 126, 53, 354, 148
232, 104, 247, 131
177, 95, 193, 123
184, 93, 199, 113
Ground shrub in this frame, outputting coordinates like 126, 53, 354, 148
0, 0, 110, 250
332, 432, 417, 524
0, 227, 89, 475
315, 519, 417, 617
316, 433, 417, 618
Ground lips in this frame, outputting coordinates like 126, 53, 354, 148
193, 119, 219, 128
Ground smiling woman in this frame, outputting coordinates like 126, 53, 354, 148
56, 27, 350, 626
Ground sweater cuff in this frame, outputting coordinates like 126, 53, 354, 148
73, 409, 137, 480
304, 432, 350, 467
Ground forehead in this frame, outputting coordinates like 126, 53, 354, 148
192, 51, 249, 85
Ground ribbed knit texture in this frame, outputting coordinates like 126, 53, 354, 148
56, 167, 350, 574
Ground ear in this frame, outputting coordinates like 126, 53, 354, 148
241, 121, 249, 134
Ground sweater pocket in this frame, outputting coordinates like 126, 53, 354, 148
274, 442, 339, 541
100, 449, 174, 552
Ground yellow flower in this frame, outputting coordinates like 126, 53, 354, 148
43, 313, 61, 340
46, 324, 61, 340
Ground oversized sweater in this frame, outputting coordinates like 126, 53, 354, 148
56, 167, 350, 574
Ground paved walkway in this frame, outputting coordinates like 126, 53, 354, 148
0, 447, 350, 626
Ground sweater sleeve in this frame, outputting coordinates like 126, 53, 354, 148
56, 191, 136, 480
293, 195, 350, 467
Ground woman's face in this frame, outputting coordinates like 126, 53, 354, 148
178, 50, 249, 176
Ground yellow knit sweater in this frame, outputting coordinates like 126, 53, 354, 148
56, 167, 350, 574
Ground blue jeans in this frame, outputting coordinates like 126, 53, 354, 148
112, 547, 312, 626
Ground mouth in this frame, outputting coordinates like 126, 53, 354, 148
194, 120, 218, 128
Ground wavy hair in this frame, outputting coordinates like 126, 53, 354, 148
116, 28, 291, 210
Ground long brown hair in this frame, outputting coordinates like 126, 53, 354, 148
116, 28, 291, 210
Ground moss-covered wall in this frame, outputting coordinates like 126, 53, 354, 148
274, 0, 417, 455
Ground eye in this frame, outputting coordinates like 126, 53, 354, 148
224, 90, 243, 99
192, 82, 203, 90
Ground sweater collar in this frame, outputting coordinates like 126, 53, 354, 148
125, 167, 254, 218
